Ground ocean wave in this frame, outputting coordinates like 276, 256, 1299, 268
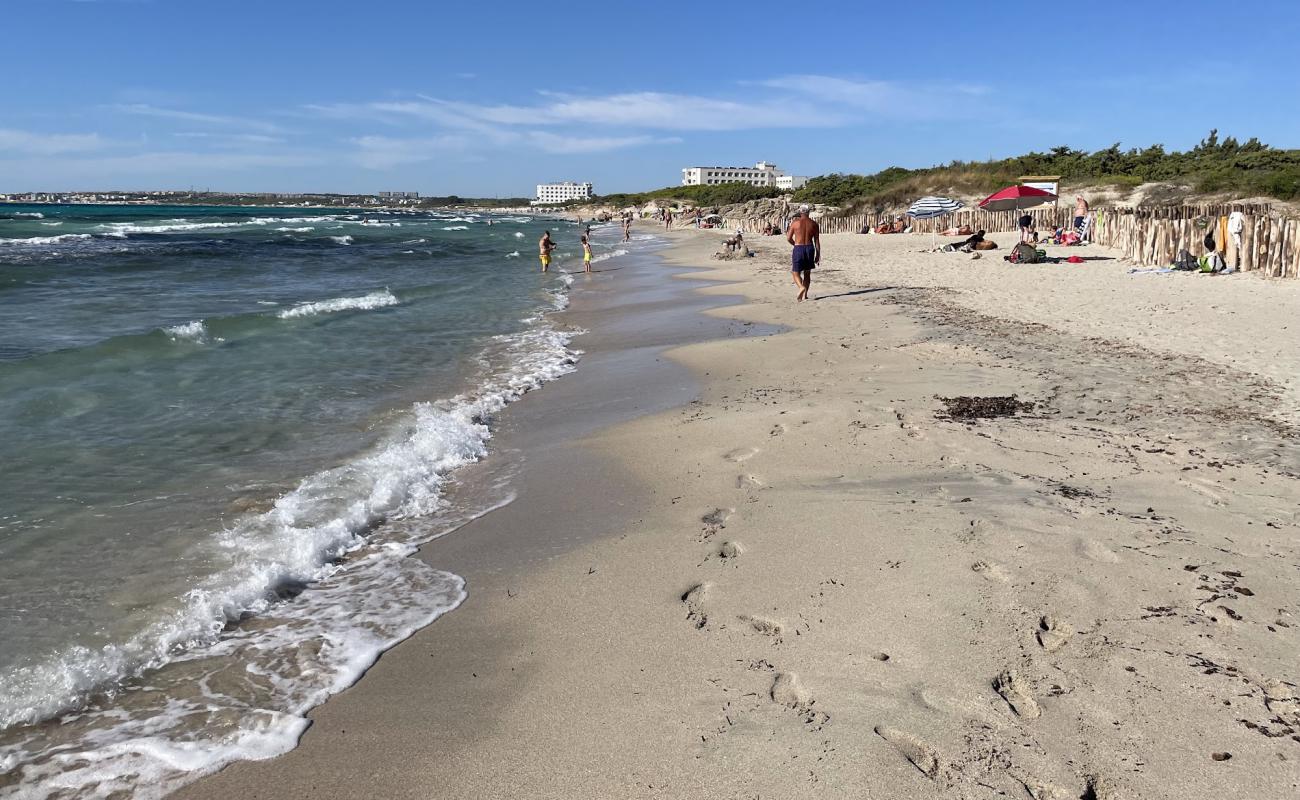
591, 248, 628, 263
441, 225, 469, 231
276, 290, 398, 319
161, 321, 208, 342
14, 211, 44, 219
513, 231, 525, 238
275, 226, 315, 233
330, 235, 353, 245
40, 221, 64, 227
0, 292, 584, 798
505, 251, 520, 258
0, 233, 93, 246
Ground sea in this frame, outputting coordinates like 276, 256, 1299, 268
0, 203, 636, 798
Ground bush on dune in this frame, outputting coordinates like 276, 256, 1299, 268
791, 131, 1300, 212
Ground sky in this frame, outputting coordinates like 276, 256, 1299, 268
3, 0, 1298, 196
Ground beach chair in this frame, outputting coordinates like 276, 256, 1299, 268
1076, 214, 1093, 243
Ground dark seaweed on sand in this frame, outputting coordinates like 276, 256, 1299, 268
936, 395, 1036, 420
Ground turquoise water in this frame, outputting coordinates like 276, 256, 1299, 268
0, 204, 623, 798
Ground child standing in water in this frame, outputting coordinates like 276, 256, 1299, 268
581, 234, 592, 273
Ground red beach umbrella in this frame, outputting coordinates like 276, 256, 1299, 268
978, 184, 1058, 213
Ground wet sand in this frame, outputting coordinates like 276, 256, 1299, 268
180, 228, 1300, 799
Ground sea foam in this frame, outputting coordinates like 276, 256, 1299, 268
0, 233, 93, 246
0, 284, 584, 799
276, 290, 398, 319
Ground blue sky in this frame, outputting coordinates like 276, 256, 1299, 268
3, 0, 1297, 195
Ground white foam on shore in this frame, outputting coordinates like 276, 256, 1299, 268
0, 233, 93, 246
276, 290, 397, 319
0, 281, 584, 798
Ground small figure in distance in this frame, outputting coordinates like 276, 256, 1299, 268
786, 204, 820, 302
539, 230, 556, 272
581, 234, 592, 273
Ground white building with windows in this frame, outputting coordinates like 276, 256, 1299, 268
681, 161, 808, 191
532, 181, 594, 206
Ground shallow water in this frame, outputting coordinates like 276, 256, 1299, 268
0, 203, 626, 798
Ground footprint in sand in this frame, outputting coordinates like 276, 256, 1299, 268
1079, 539, 1119, 563
739, 614, 783, 638
771, 672, 829, 727
971, 560, 1010, 583
724, 446, 759, 463
874, 726, 940, 779
718, 540, 744, 560
681, 583, 712, 629
1013, 773, 1064, 800
1036, 615, 1074, 652
770, 672, 809, 708
993, 669, 1041, 719
736, 474, 765, 490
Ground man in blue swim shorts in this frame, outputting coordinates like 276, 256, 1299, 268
786, 204, 820, 302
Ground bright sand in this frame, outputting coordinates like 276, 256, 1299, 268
178, 227, 1300, 799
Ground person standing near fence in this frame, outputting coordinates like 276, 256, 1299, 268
1074, 195, 1089, 230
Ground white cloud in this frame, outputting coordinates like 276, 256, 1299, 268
0, 128, 106, 155
525, 131, 681, 154
172, 132, 286, 145
110, 104, 285, 134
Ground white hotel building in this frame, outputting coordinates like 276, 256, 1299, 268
681, 161, 808, 191
532, 181, 594, 206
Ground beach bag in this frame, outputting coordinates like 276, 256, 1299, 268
1009, 242, 1039, 264
1173, 249, 1198, 270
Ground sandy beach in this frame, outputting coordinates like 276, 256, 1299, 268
178, 226, 1300, 800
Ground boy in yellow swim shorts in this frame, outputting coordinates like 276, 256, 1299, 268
538, 230, 555, 272
581, 234, 592, 273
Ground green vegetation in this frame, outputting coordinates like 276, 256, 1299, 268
588, 182, 782, 210
791, 131, 1300, 211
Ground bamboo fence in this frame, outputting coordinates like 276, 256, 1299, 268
701, 202, 1298, 279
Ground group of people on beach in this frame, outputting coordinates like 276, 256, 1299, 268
537, 227, 594, 274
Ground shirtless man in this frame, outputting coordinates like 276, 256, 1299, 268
538, 230, 556, 272
1074, 195, 1089, 231
786, 204, 820, 302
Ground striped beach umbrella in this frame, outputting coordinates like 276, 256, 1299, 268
906, 196, 964, 248
906, 196, 964, 219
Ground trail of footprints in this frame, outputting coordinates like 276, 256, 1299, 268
681, 447, 1101, 795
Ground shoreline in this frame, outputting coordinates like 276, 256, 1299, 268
180, 227, 1300, 799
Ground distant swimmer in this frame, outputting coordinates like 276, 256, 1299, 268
539, 230, 556, 272
786, 204, 820, 302
581, 234, 592, 273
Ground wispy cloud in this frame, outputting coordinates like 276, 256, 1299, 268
172, 132, 286, 146
110, 104, 285, 134
0, 128, 106, 155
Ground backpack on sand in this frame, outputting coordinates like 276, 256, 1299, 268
1008, 242, 1039, 264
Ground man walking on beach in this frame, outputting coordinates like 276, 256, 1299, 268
787, 204, 820, 302
538, 230, 556, 272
